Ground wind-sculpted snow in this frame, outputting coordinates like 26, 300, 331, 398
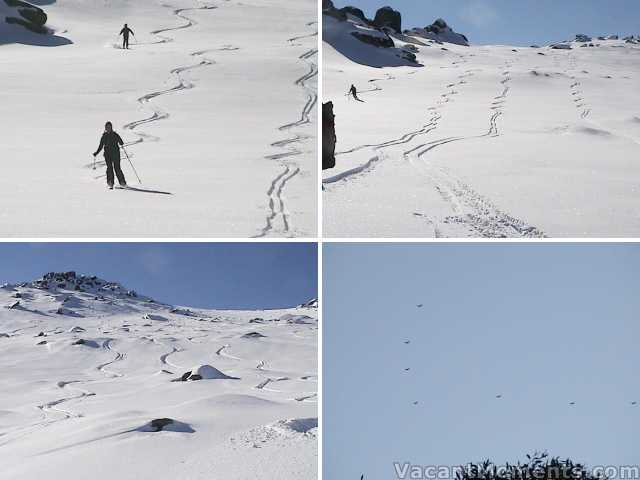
323, 35, 640, 237
0, 275, 317, 479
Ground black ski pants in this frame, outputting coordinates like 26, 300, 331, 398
106, 155, 127, 186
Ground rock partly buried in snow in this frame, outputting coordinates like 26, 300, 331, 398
242, 331, 266, 339
178, 364, 239, 381
551, 43, 572, 50
72, 338, 99, 348
575, 34, 592, 42
2, 0, 48, 34
137, 418, 195, 433
142, 313, 168, 321
68, 326, 85, 333
351, 29, 394, 48
373, 6, 401, 33
280, 313, 315, 324
409, 18, 469, 46
299, 298, 319, 308
279, 417, 318, 434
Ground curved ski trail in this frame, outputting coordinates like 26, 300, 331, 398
256, 22, 317, 237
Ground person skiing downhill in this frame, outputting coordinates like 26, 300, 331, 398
348, 84, 363, 102
93, 122, 127, 190
119, 23, 134, 49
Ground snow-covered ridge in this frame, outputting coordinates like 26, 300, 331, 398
3, 271, 149, 300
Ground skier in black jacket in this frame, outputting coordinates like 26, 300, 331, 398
119, 24, 134, 49
93, 122, 127, 189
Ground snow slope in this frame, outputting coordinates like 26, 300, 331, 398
0, 273, 317, 479
0, 0, 317, 237
323, 26, 640, 237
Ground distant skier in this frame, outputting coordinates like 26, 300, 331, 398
93, 122, 127, 190
119, 23, 134, 49
348, 84, 364, 102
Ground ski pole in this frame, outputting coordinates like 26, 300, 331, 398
122, 147, 142, 184
92, 155, 96, 170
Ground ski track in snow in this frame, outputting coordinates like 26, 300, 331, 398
87, 2, 225, 177
256, 22, 317, 238
408, 61, 545, 237
323, 55, 475, 184
325, 54, 544, 238
121, 3, 219, 149
97, 339, 125, 378
216, 343, 242, 360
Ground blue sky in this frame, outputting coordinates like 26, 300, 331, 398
332, 0, 640, 46
324, 243, 639, 480
0, 243, 317, 309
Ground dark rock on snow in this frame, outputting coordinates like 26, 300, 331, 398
373, 6, 401, 33
322, 102, 336, 170
351, 31, 394, 48
242, 331, 267, 339
150, 418, 174, 432
3, 0, 48, 34
340, 6, 367, 22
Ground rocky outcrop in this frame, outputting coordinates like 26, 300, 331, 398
340, 6, 367, 22
322, 0, 334, 10
575, 34, 592, 42
373, 6, 401, 33
351, 30, 394, 48
322, 102, 336, 170
409, 18, 469, 46
3, 0, 48, 34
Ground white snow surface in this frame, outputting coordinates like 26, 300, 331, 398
0, 0, 317, 237
323, 29, 640, 237
0, 275, 317, 479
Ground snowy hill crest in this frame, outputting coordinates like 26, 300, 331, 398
3, 271, 149, 301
